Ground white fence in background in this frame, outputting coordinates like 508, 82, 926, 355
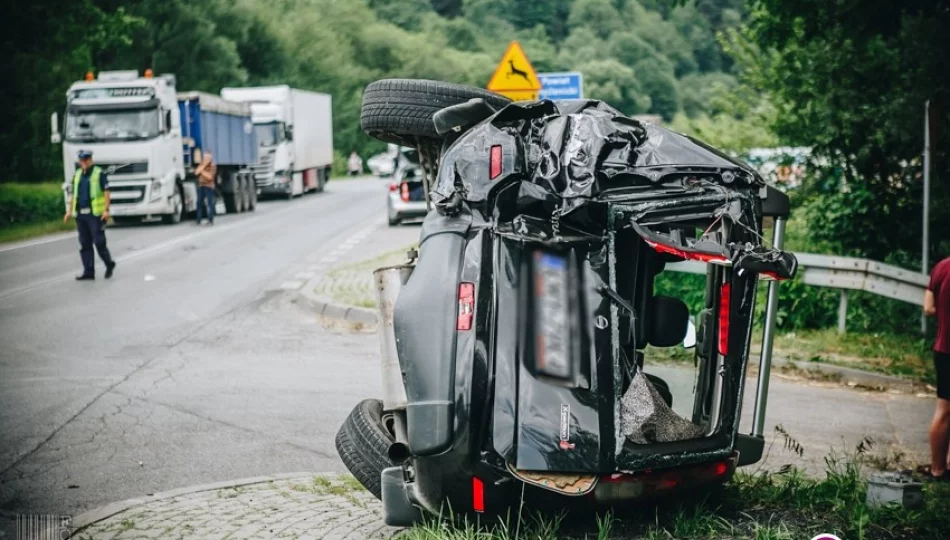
667, 254, 930, 334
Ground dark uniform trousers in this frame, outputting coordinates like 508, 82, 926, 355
77, 213, 114, 276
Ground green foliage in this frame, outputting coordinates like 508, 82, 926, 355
740, 0, 950, 263
0, 183, 65, 227
7, 0, 758, 186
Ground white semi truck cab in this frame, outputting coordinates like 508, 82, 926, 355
221, 86, 333, 198
51, 70, 194, 223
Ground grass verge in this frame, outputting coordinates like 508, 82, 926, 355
0, 219, 73, 244
313, 244, 417, 308
646, 328, 934, 386
399, 440, 949, 539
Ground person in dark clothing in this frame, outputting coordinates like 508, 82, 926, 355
63, 150, 116, 280
924, 255, 950, 481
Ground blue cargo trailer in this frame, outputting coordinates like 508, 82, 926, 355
178, 91, 260, 214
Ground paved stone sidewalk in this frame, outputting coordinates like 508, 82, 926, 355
71, 474, 396, 540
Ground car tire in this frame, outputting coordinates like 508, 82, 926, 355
335, 399, 395, 499
361, 79, 511, 145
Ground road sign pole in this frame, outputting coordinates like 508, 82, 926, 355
922, 100, 931, 334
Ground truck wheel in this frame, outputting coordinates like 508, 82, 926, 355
361, 79, 511, 145
248, 178, 257, 211
162, 188, 183, 224
314, 169, 325, 193
335, 399, 395, 499
241, 177, 251, 212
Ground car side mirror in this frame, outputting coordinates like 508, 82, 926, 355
165, 110, 173, 134
284, 125, 294, 141
683, 320, 697, 349
50, 112, 61, 144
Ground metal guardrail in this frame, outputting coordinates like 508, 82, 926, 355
667, 253, 930, 334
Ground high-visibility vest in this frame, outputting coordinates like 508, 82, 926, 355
72, 166, 106, 216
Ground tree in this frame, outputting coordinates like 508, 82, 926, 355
741, 0, 950, 262
632, 57, 680, 120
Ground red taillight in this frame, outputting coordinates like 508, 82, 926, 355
457, 282, 474, 331
718, 282, 731, 355
714, 461, 729, 476
388, 182, 398, 192
472, 477, 485, 512
400, 183, 409, 202
489, 145, 502, 180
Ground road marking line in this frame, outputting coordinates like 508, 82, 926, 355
280, 280, 304, 290
0, 231, 76, 253
295, 272, 315, 280
0, 216, 253, 301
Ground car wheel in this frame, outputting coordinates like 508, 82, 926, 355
335, 399, 395, 499
360, 79, 511, 146
248, 179, 257, 211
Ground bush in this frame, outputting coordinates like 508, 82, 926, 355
0, 183, 64, 227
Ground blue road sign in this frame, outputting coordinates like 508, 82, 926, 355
538, 72, 583, 100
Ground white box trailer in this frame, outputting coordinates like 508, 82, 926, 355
220, 86, 333, 198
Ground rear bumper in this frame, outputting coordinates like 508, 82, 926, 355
388, 194, 427, 219
110, 199, 174, 216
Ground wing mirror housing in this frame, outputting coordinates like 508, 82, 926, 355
50, 112, 61, 144
434, 98, 497, 136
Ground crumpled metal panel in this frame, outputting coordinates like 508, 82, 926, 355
432, 99, 762, 217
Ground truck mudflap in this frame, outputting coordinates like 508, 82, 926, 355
393, 210, 472, 456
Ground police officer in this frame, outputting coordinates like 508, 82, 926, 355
63, 150, 116, 280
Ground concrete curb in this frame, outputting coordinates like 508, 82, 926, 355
69, 472, 322, 536
298, 285, 379, 326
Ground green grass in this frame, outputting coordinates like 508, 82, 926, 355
770, 328, 934, 384
313, 244, 417, 309
0, 219, 74, 244
400, 437, 950, 539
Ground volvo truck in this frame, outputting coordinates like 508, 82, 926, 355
50, 70, 259, 224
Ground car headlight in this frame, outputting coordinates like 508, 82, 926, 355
150, 179, 164, 201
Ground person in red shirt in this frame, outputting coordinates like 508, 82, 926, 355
924, 256, 950, 481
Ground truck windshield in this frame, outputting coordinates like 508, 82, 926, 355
254, 123, 282, 147
66, 107, 160, 142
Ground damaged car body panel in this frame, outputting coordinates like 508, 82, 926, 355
348, 81, 796, 523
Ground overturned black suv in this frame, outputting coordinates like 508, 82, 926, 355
336, 79, 797, 526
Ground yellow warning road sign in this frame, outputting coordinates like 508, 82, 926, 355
487, 41, 541, 101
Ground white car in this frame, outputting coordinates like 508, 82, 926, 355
368, 145, 418, 177
386, 167, 428, 226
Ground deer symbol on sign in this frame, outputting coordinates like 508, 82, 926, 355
506, 60, 530, 83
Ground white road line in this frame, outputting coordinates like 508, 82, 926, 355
0, 217, 254, 301
0, 232, 76, 253
279, 280, 304, 290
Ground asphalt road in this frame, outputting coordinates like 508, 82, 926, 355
0, 176, 935, 537
0, 177, 393, 534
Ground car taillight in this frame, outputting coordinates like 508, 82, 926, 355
400, 183, 409, 202
718, 282, 731, 356
472, 477, 485, 513
388, 182, 398, 192
457, 282, 474, 331
490, 145, 502, 180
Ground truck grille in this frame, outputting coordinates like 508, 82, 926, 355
109, 184, 145, 204
252, 152, 275, 186
98, 162, 149, 175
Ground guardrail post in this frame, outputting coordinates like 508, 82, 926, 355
837, 290, 849, 334
752, 217, 786, 438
